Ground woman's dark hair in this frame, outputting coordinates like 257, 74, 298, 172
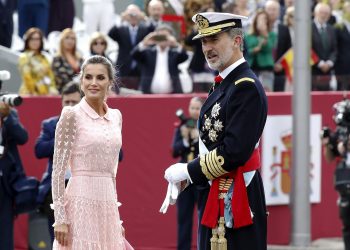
251, 9, 271, 35
23, 27, 44, 52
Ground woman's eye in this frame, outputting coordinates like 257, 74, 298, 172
97, 75, 105, 80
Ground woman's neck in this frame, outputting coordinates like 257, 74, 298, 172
85, 98, 106, 117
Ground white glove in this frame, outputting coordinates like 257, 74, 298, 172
159, 182, 180, 214
164, 163, 190, 183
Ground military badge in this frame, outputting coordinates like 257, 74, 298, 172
195, 14, 210, 30
213, 120, 224, 132
211, 103, 221, 118
209, 129, 218, 142
204, 117, 212, 131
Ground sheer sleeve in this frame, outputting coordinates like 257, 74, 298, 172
51, 106, 77, 226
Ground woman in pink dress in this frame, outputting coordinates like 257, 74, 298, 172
51, 55, 133, 249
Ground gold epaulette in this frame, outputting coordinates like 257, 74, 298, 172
234, 77, 255, 85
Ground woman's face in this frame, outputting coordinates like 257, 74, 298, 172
63, 32, 76, 51
91, 39, 107, 55
80, 64, 111, 101
28, 32, 42, 52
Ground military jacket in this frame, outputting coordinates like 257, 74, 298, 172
187, 62, 268, 183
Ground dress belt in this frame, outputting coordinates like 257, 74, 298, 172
71, 170, 114, 178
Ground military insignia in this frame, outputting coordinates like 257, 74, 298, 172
209, 129, 218, 142
195, 14, 210, 30
204, 117, 212, 130
211, 103, 221, 118
213, 120, 224, 132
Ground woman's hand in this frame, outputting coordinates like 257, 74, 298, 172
54, 224, 69, 246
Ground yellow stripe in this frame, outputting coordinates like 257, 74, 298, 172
200, 156, 214, 180
235, 77, 255, 85
207, 151, 221, 177
198, 22, 236, 35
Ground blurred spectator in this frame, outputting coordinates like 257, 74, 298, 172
329, 0, 343, 25
35, 82, 82, 243
48, 0, 75, 34
108, 4, 150, 90
283, 6, 295, 44
0, 0, 16, 48
18, 28, 57, 95
18, 0, 49, 37
82, 0, 115, 35
131, 24, 188, 94
224, 0, 253, 32
334, 1, 350, 90
89, 32, 112, 62
145, 0, 165, 31
0, 104, 28, 250
246, 9, 277, 92
52, 28, 83, 93
265, 0, 292, 92
280, 0, 294, 22
311, 2, 337, 91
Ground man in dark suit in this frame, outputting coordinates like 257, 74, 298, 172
0, 103, 28, 250
131, 24, 188, 94
162, 12, 268, 250
35, 82, 81, 243
311, 2, 337, 91
0, 0, 16, 48
108, 4, 151, 90
265, 0, 292, 92
172, 97, 203, 250
334, 2, 350, 91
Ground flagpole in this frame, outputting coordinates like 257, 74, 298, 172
290, 0, 311, 247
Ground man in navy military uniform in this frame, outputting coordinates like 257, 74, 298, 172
161, 12, 268, 250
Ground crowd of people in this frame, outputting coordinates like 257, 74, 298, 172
1, 0, 350, 94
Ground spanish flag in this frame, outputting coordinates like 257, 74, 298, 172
279, 48, 319, 82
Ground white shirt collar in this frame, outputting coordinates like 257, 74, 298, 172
219, 57, 246, 80
314, 19, 326, 30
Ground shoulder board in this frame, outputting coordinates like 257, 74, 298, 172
234, 77, 255, 85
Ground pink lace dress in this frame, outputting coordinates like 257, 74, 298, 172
52, 97, 131, 249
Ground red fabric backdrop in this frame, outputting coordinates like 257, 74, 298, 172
13, 93, 342, 249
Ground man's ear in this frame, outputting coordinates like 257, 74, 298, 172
233, 36, 242, 48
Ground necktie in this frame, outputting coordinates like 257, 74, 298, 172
320, 26, 328, 50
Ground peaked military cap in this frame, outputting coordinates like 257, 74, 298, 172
192, 12, 248, 40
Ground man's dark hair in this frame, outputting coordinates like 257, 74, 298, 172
61, 81, 81, 96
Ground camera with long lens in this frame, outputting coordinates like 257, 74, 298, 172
0, 70, 22, 107
175, 109, 196, 128
322, 97, 350, 193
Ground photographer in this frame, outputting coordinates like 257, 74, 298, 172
171, 97, 203, 250
131, 24, 188, 94
322, 98, 350, 250
0, 102, 28, 250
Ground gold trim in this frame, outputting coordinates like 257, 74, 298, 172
235, 77, 255, 85
198, 22, 236, 35
207, 149, 227, 178
200, 155, 215, 180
